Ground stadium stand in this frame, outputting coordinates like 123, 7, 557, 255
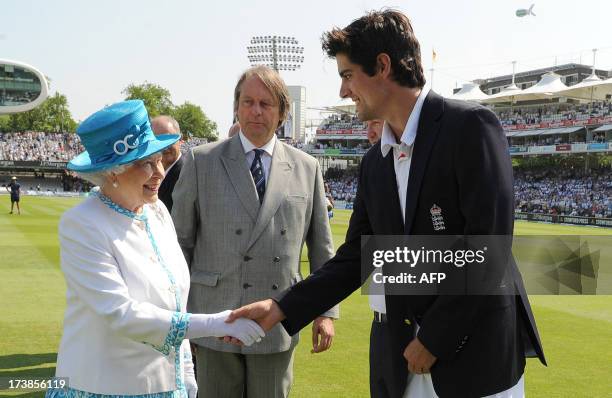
494, 100, 612, 128
319, 114, 367, 131
324, 167, 358, 202
514, 166, 612, 218
0, 132, 83, 161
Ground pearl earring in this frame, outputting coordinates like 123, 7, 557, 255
112, 181, 119, 188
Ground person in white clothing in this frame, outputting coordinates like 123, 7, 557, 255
46, 100, 264, 398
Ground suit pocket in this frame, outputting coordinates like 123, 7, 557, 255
286, 194, 307, 203
191, 270, 220, 287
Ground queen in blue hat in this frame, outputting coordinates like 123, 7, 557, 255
47, 100, 264, 398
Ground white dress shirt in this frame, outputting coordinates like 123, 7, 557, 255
369, 86, 430, 315
239, 131, 276, 183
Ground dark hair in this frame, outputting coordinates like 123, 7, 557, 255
321, 9, 426, 88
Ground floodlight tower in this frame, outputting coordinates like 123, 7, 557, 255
246, 35, 304, 72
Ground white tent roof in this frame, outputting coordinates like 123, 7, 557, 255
331, 98, 356, 114
515, 72, 568, 99
450, 82, 489, 102
483, 72, 569, 104
556, 74, 612, 101
483, 83, 523, 103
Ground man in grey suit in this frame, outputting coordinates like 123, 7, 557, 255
172, 65, 339, 398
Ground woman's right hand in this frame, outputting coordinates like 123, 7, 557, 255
186, 310, 265, 346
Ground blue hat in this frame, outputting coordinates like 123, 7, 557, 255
68, 100, 180, 172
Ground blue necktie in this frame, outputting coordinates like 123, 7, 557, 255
250, 149, 266, 204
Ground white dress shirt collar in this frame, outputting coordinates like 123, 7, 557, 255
380, 86, 430, 157
239, 131, 276, 157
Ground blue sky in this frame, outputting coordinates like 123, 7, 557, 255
2, 0, 610, 137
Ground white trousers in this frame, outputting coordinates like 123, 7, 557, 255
403, 374, 525, 398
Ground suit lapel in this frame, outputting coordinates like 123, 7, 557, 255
404, 91, 444, 234
220, 135, 260, 222
247, 141, 293, 250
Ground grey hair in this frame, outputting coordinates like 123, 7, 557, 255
76, 151, 162, 188
76, 164, 129, 188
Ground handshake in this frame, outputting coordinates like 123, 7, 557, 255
188, 300, 334, 353
187, 299, 285, 346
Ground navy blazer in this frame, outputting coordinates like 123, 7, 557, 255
276, 91, 546, 398
159, 155, 184, 213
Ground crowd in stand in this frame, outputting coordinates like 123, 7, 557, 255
0, 132, 208, 193
0, 131, 211, 162
181, 136, 208, 152
324, 167, 358, 202
319, 114, 366, 131
0, 131, 83, 162
312, 142, 371, 150
322, 166, 612, 219
514, 167, 612, 218
2, 132, 611, 219
495, 100, 612, 127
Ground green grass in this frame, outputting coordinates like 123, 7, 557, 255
1, 197, 611, 397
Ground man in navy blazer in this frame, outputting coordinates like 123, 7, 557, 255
151, 115, 184, 213
229, 9, 546, 398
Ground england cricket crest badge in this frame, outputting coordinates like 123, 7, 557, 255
430, 204, 446, 231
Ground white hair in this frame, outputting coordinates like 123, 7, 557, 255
76, 164, 128, 188
76, 151, 162, 188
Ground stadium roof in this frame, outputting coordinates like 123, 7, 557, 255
330, 98, 356, 114
450, 82, 488, 102
556, 74, 612, 101
509, 126, 585, 138
483, 72, 569, 103
451, 71, 612, 104
538, 126, 585, 135
593, 124, 612, 132
484, 83, 522, 103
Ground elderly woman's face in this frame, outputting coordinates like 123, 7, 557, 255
116, 153, 165, 206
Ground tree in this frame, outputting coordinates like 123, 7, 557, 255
0, 115, 11, 132
122, 82, 218, 141
7, 92, 76, 133
45, 92, 77, 132
122, 82, 173, 117
172, 102, 218, 142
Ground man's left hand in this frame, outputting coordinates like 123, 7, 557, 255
311, 316, 334, 353
403, 337, 437, 374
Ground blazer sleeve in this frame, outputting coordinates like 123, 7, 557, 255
417, 106, 515, 360
305, 159, 339, 319
171, 148, 200, 266
277, 157, 374, 335
59, 211, 190, 356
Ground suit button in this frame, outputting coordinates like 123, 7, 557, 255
243, 255, 252, 261
280, 229, 286, 235
272, 284, 279, 290
236, 229, 242, 235
243, 283, 252, 289
273, 256, 280, 262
